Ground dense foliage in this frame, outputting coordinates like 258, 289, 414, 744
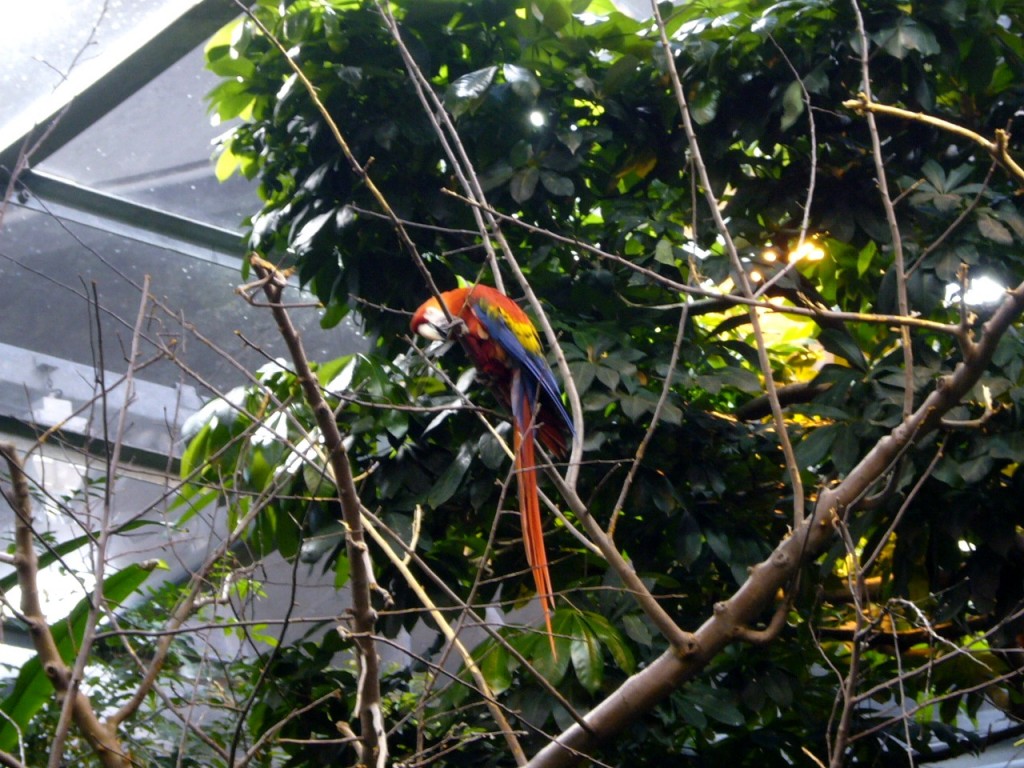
191, 0, 1024, 764
8, 0, 1024, 766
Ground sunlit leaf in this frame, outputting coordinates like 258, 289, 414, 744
445, 66, 497, 117
780, 80, 804, 131
504, 64, 540, 101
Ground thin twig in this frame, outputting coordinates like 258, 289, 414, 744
650, 0, 805, 525
607, 303, 689, 539
850, 0, 914, 421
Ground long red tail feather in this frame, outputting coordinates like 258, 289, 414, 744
512, 379, 557, 657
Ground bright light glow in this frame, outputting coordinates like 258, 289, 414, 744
529, 110, 546, 127
0, 644, 36, 669
750, 269, 763, 283
945, 275, 1006, 307
788, 241, 825, 263
762, 249, 778, 263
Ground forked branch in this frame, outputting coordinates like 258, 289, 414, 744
1, 444, 131, 768
247, 255, 387, 768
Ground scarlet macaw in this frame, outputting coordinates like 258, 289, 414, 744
411, 284, 574, 654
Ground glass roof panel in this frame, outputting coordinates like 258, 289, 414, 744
0, 204, 364, 397
39, 42, 260, 231
0, 0, 195, 154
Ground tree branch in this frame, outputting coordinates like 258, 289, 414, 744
843, 94, 1024, 185
248, 256, 386, 768
850, 0, 915, 422
1, 444, 131, 768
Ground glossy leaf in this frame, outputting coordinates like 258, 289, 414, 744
445, 66, 497, 117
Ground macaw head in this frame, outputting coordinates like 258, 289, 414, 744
410, 288, 471, 341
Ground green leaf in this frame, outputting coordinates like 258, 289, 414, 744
977, 212, 1014, 245
533, 0, 572, 31
997, 203, 1024, 240
795, 424, 837, 469
333, 551, 351, 589
689, 683, 746, 727
988, 432, 1024, 461
595, 365, 620, 391
831, 425, 860, 474
205, 46, 255, 79
570, 615, 604, 693
480, 161, 516, 191
477, 431, 508, 470
760, 668, 793, 707
568, 360, 597, 394
510, 166, 540, 203
445, 66, 497, 117
503, 64, 540, 102
181, 421, 212, 479
601, 54, 640, 96
690, 85, 720, 125
697, 367, 761, 394
876, 18, 940, 60
654, 238, 676, 266
540, 170, 575, 197
620, 394, 648, 421
426, 443, 473, 507
477, 641, 513, 695
214, 144, 242, 181
921, 158, 947, 191
292, 209, 335, 251
780, 80, 804, 131
527, 610, 572, 682
582, 612, 635, 674
622, 613, 653, 647
818, 329, 867, 371
856, 240, 876, 277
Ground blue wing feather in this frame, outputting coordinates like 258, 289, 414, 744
473, 306, 574, 439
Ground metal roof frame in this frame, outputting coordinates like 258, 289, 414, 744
0, 0, 241, 175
